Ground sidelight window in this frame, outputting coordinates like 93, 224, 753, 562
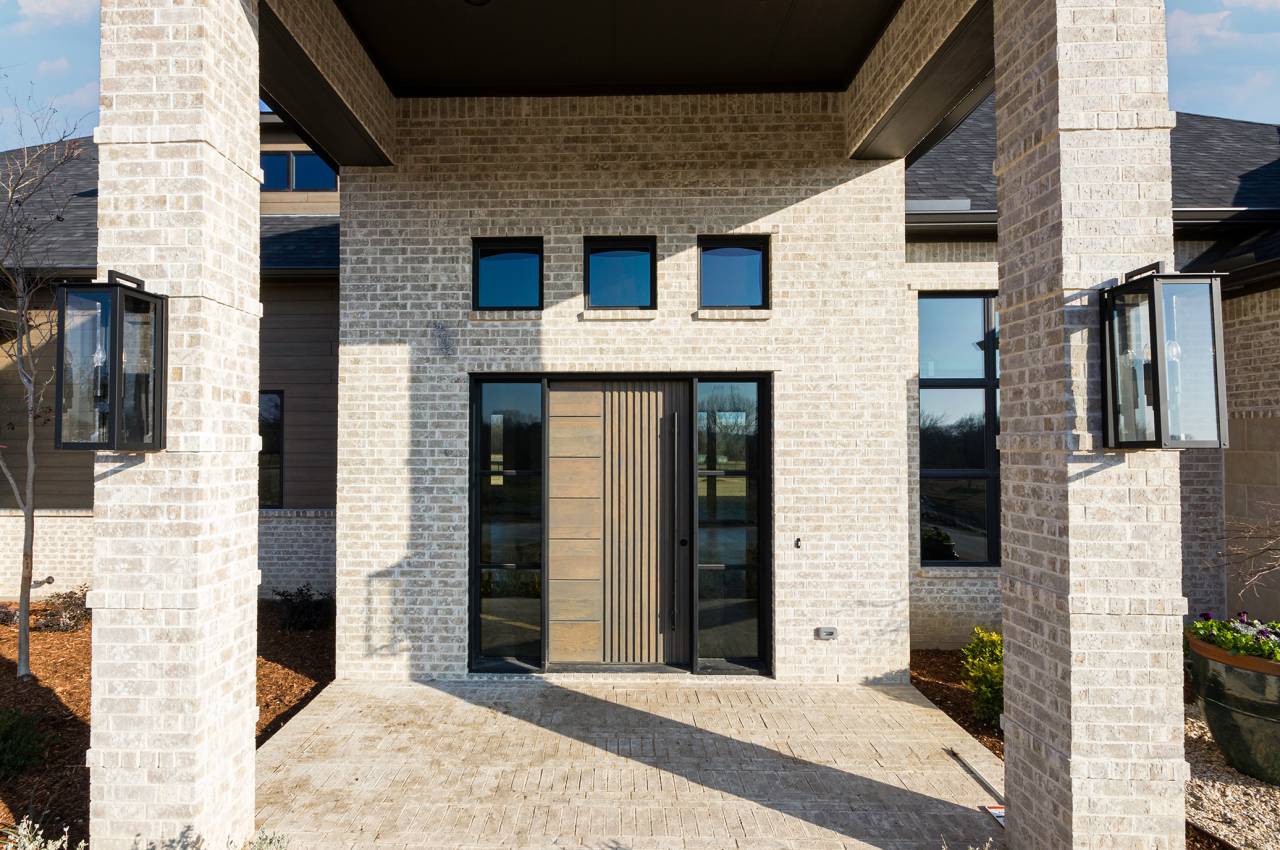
694, 380, 766, 668
473, 381, 544, 668
918, 295, 1000, 565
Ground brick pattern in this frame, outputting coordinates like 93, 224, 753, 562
1223, 289, 1280, 620
90, 1, 261, 848
338, 93, 913, 684
842, 0, 979, 156
256, 679, 1006, 850
0, 511, 92, 599
259, 509, 337, 596
993, 1, 1187, 847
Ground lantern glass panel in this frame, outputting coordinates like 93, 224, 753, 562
1109, 290, 1157, 443
60, 290, 112, 444
1161, 282, 1220, 443
120, 293, 158, 446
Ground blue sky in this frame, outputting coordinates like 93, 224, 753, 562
0, 0, 1276, 151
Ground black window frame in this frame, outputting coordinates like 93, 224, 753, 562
583, 236, 658, 310
259, 389, 284, 509
259, 151, 337, 193
697, 235, 770, 310
918, 292, 1000, 567
469, 377, 547, 673
472, 237, 545, 311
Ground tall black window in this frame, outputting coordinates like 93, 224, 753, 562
473, 381, 544, 668
699, 236, 768, 309
584, 237, 657, 309
260, 151, 337, 192
473, 238, 543, 310
918, 295, 999, 565
695, 380, 766, 668
259, 391, 284, 508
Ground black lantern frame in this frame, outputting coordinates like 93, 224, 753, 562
54, 271, 168, 452
1100, 262, 1228, 450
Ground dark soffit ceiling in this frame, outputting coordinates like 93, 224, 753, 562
332, 0, 905, 97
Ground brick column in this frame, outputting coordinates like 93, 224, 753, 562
993, 1, 1188, 848
89, 1, 261, 847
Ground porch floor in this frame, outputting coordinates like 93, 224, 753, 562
255, 677, 1006, 850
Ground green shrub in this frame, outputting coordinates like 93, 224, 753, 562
1, 818, 84, 850
32, 584, 89, 632
272, 584, 335, 632
1189, 612, 1280, 662
961, 626, 1003, 726
0, 709, 45, 780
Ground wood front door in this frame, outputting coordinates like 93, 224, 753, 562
546, 380, 692, 666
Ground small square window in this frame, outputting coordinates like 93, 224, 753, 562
261, 153, 289, 191
474, 238, 543, 310
585, 237, 657, 309
292, 153, 337, 191
699, 236, 768, 308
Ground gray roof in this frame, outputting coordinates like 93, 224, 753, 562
3, 138, 338, 274
907, 96, 1280, 211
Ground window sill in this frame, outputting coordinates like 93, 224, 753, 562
577, 309, 658, 321
915, 564, 1001, 578
693, 308, 772, 321
469, 310, 542, 322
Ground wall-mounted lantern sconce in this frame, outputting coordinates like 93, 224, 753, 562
1101, 262, 1228, 449
54, 271, 167, 452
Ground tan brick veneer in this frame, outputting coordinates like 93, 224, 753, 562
337, 93, 914, 684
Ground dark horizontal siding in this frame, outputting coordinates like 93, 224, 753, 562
261, 279, 338, 509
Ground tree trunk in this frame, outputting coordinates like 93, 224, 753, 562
16, 523, 33, 679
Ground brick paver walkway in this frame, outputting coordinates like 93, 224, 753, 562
256, 678, 1005, 849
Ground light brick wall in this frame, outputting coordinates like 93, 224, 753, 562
90, 1, 261, 847
0, 511, 93, 599
259, 509, 337, 595
1223, 288, 1280, 619
993, 1, 1188, 847
338, 93, 914, 684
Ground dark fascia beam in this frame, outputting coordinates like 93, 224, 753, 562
259, 2, 392, 168
905, 207, 1280, 241
851, 0, 994, 161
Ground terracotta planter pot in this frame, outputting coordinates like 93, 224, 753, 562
1187, 633, 1280, 785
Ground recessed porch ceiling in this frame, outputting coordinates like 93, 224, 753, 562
332, 0, 905, 96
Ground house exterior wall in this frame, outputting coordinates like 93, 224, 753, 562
337, 93, 914, 683
1224, 287, 1280, 620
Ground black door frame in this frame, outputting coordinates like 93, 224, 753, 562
468, 372, 773, 676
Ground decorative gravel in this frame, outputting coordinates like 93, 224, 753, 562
1186, 704, 1280, 850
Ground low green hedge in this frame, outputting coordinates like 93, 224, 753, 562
961, 626, 1003, 726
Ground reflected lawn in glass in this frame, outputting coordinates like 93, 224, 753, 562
920, 478, 988, 562
479, 567, 542, 659
698, 567, 758, 660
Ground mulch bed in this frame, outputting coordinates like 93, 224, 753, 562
0, 600, 335, 847
909, 649, 1235, 850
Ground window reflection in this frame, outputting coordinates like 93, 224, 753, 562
475, 381, 544, 664
696, 380, 762, 664
1109, 291, 1156, 443
918, 297, 985, 379
474, 239, 542, 310
700, 240, 766, 308
1162, 283, 1219, 443
920, 479, 989, 562
586, 238, 655, 308
60, 291, 112, 444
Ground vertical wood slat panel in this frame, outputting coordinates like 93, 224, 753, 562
604, 380, 685, 664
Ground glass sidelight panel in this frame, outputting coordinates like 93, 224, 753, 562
695, 379, 765, 669
59, 290, 112, 445
479, 567, 542, 659
474, 381, 544, 667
